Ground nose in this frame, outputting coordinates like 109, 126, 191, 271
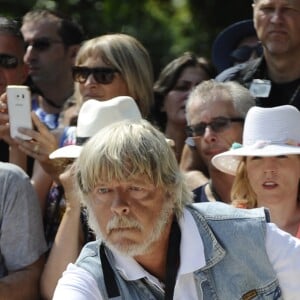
24, 46, 35, 63
202, 126, 217, 143
85, 73, 97, 85
270, 8, 283, 24
111, 190, 130, 215
263, 158, 277, 177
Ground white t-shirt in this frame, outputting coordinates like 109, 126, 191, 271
53, 209, 300, 300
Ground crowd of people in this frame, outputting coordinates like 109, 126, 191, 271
0, 0, 300, 299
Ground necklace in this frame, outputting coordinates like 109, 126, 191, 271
289, 83, 300, 105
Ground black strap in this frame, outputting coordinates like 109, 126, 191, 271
100, 217, 181, 299
100, 243, 120, 297
164, 218, 181, 300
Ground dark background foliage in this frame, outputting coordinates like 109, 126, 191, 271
1, 0, 253, 78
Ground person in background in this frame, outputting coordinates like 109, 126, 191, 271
21, 9, 84, 128
212, 19, 262, 74
212, 105, 300, 238
53, 119, 300, 299
0, 162, 47, 299
151, 52, 215, 162
185, 80, 255, 198
216, 0, 300, 110
0, 17, 28, 164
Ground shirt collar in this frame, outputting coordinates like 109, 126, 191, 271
111, 208, 206, 282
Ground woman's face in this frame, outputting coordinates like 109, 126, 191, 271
162, 66, 210, 127
78, 55, 130, 102
246, 155, 300, 205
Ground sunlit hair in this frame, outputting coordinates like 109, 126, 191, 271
76, 119, 193, 218
231, 158, 258, 208
75, 34, 154, 118
152, 52, 216, 131
186, 79, 255, 124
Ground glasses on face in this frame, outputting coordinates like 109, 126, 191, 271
186, 117, 244, 137
24, 38, 64, 52
0, 54, 18, 68
72, 66, 119, 84
230, 44, 263, 64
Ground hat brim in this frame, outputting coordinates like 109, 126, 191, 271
212, 144, 300, 175
49, 145, 82, 159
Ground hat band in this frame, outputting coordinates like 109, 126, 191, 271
76, 136, 90, 146
231, 138, 300, 150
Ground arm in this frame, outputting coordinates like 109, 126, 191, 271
265, 223, 300, 299
0, 256, 45, 300
180, 144, 209, 190
40, 164, 84, 300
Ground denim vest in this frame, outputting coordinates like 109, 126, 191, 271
76, 202, 282, 300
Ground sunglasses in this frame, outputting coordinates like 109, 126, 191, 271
186, 117, 244, 137
72, 66, 119, 84
230, 44, 263, 64
0, 54, 18, 68
24, 38, 63, 52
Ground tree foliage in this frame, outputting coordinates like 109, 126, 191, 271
1, 0, 253, 78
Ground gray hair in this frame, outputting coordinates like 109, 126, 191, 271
186, 79, 255, 123
76, 119, 193, 218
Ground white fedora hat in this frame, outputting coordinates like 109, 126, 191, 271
49, 96, 142, 159
212, 105, 300, 175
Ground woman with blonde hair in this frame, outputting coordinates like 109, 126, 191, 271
212, 105, 300, 238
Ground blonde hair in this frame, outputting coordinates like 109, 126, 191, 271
75, 33, 154, 118
76, 119, 193, 218
231, 159, 257, 208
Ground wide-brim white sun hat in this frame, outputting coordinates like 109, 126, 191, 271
49, 96, 142, 159
212, 105, 300, 175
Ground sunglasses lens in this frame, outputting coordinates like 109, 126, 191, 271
72, 67, 117, 84
0, 54, 18, 68
25, 39, 55, 52
34, 40, 51, 51
72, 67, 90, 83
230, 46, 253, 63
211, 118, 230, 132
93, 69, 115, 84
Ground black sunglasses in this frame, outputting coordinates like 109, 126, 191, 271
186, 117, 244, 137
230, 44, 263, 63
25, 38, 63, 52
72, 66, 119, 84
0, 54, 18, 69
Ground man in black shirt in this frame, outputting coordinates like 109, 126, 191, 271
216, 0, 300, 110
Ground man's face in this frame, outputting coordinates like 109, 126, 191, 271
0, 34, 28, 94
253, 0, 300, 55
187, 93, 244, 169
87, 176, 173, 257
21, 20, 72, 84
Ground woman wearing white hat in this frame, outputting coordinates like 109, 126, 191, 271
212, 105, 300, 238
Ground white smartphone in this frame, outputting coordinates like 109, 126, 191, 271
6, 85, 33, 140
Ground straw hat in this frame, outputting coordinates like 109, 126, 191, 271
212, 105, 300, 175
49, 96, 142, 159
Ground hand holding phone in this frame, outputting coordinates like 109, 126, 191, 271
6, 85, 33, 140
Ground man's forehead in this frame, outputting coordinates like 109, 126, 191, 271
21, 20, 60, 39
255, 0, 300, 5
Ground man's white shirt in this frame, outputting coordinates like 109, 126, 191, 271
53, 208, 300, 300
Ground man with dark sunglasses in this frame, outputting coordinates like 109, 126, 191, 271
216, 0, 300, 111
185, 80, 255, 203
0, 17, 28, 163
21, 9, 84, 129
